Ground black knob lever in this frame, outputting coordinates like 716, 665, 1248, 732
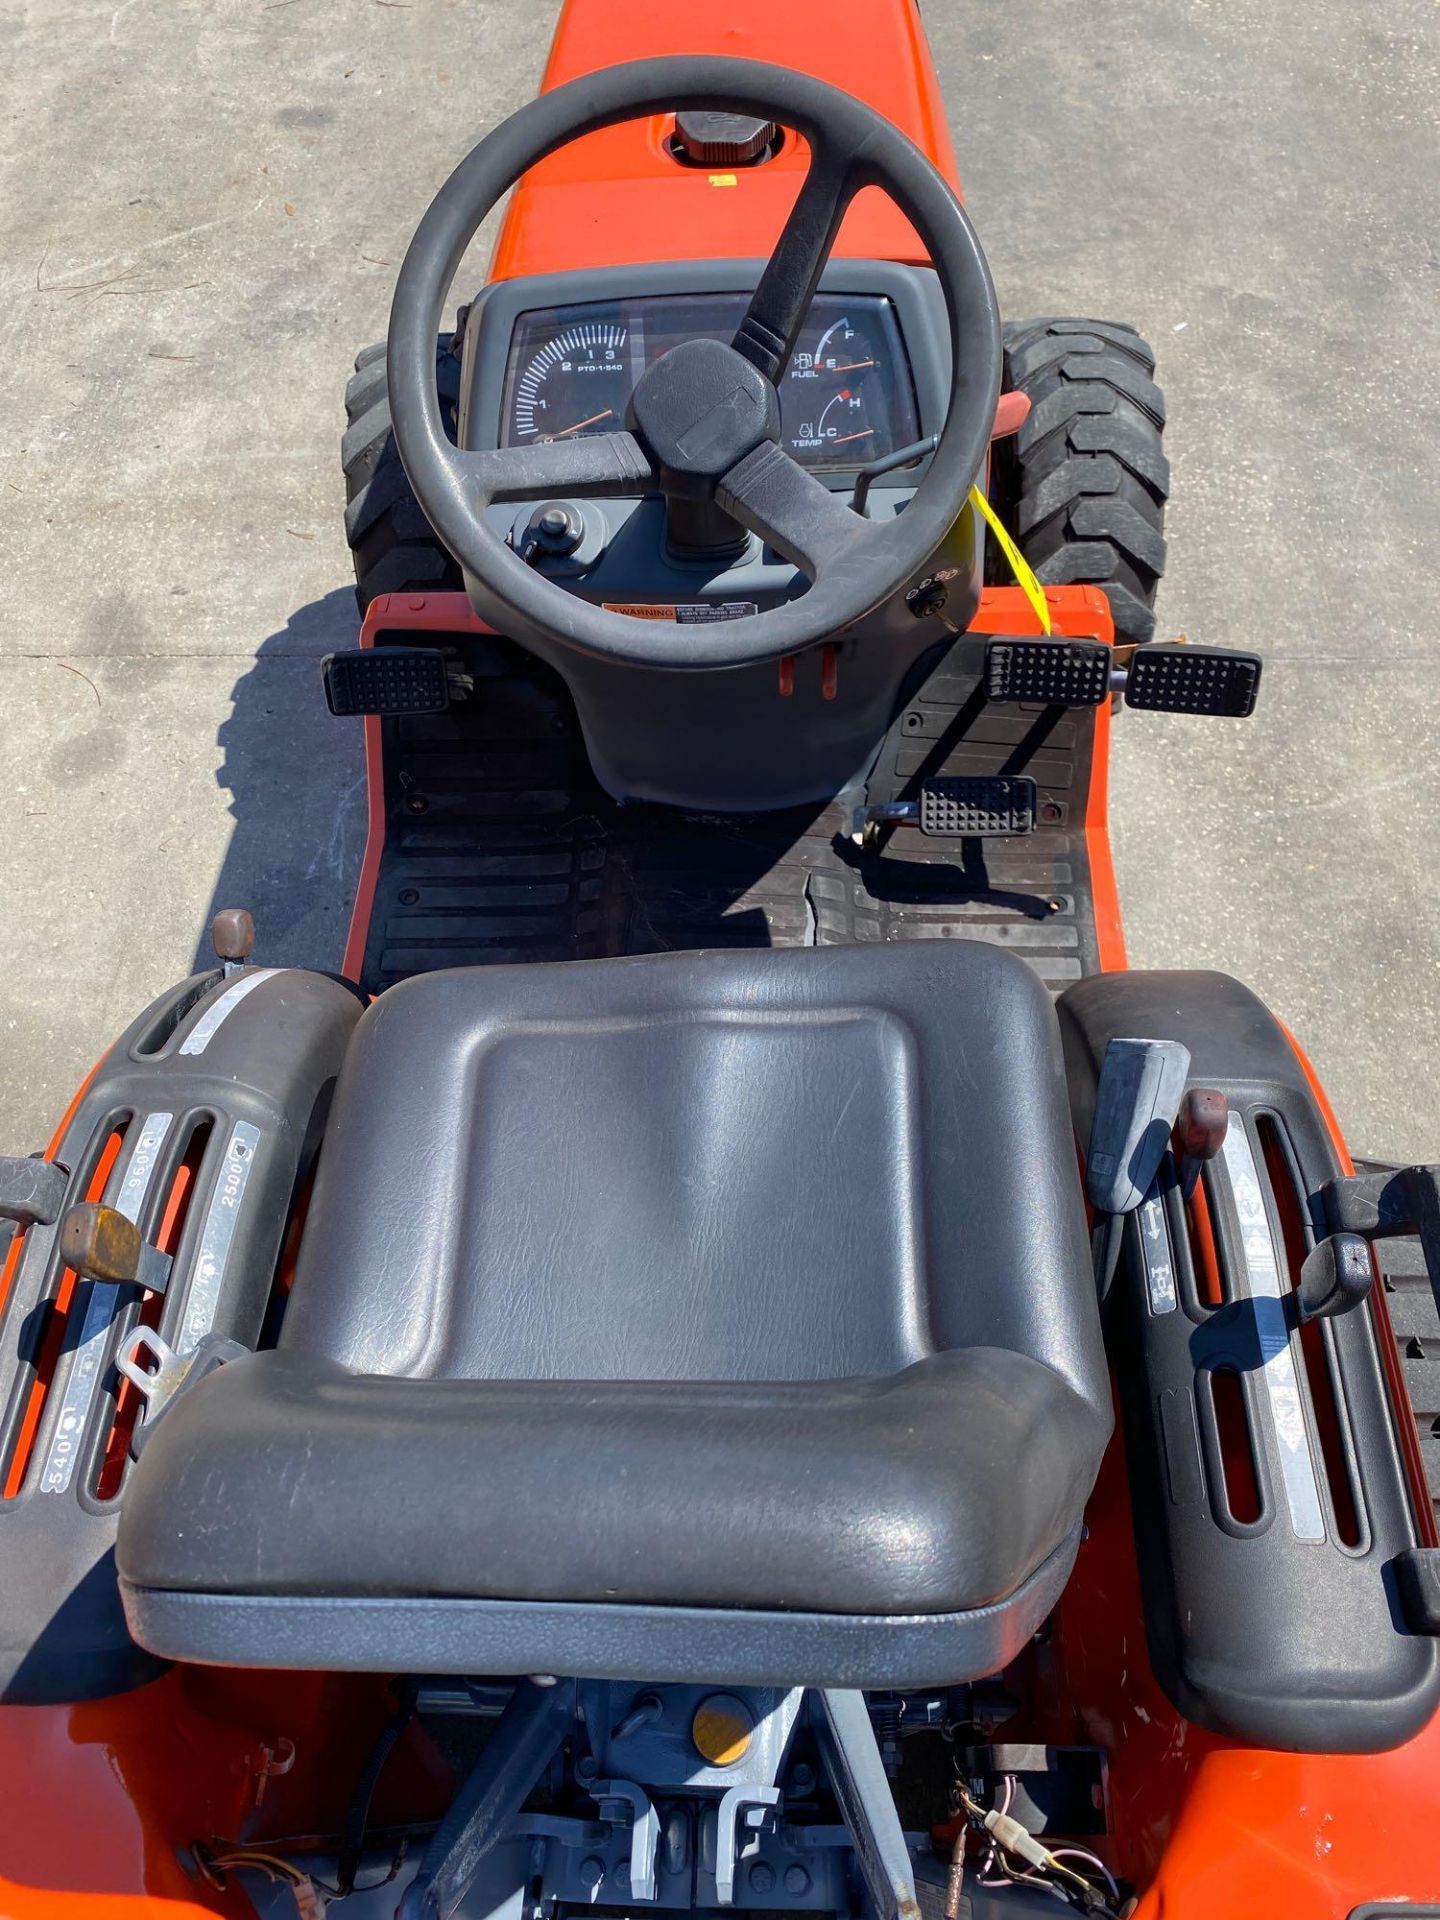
1296, 1232, 1373, 1323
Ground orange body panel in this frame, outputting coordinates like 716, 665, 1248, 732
1053, 1430, 1440, 1915
488, 0, 957, 284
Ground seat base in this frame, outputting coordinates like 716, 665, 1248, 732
119, 1526, 1080, 1689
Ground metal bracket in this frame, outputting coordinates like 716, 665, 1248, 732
113, 1328, 250, 1454
812, 1691, 920, 1920
594, 1779, 661, 1902
402, 1678, 579, 1920
714, 1784, 781, 1907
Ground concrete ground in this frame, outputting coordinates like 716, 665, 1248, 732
1, 0, 1436, 1159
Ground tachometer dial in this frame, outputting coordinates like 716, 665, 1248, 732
510, 321, 629, 443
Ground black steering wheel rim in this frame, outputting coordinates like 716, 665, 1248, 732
387, 55, 1000, 671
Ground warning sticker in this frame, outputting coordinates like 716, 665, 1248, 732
603, 601, 759, 624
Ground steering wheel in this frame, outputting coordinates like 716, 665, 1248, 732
387, 56, 1000, 671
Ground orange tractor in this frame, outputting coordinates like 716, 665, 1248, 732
2, 3, 1437, 1915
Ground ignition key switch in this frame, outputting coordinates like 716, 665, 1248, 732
519, 500, 586, 562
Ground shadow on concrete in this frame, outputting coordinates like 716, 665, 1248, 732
191, 588, 367, 976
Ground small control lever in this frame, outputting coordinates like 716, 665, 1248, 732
1296, 1232, 1374, 1323
211, 906, 255, 975
850, 435, 938, 518
59, 1202, 171, 1295
1087, 1037, 1192, 1296
1176, 1087, 1228, 1199
1321, 1163, 1440, 1320
0, 1155, 69, 1230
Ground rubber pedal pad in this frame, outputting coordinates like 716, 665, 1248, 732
986, 637, 1111, 707
919, 775, 1037, 838
322, 647, 451, 717
1124, 644, 1262, 717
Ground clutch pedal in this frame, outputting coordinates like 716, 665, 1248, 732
322, 646, 454, 717
860, 775, 1037, 842
986, 637, 1111, 707
1123, 643, 1262, 717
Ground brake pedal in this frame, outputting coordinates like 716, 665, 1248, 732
1123, 643, 1262, 717
322, 646, 454, 717
986, 637, 1111, 707
860, 774, 1037, 842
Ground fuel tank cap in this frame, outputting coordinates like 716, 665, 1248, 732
673, 109, 777, 168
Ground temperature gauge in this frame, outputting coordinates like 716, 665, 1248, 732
782, 307, 911, 467
786, 385, 876, 460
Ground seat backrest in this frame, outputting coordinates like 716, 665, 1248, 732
283, 941, 1103, 1405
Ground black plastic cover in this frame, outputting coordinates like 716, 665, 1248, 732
0, 966, 360, 1702
1058, 970, 1440, 1752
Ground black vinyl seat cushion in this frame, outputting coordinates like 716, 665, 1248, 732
118, 942, 1111, 1686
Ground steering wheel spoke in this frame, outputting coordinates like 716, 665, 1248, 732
458, 431, 655, 506
732, 144, 857, 382
717, 441, 872, 581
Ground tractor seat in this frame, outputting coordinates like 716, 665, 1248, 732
117, 942, 1111, 1688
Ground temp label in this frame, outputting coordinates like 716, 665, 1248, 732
40, 1110, 173, 1494
602, 601, 759, 623
179, 969, 281, 1056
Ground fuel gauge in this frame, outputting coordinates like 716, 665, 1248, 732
811, 314, 872, 377
780, 301, 914, 468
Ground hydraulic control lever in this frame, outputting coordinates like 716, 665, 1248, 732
59, 1201, 171, 1296
1086, 1037, 1191, 1297
0, 1155, 68, 1231
1295, 1232, 1374, 1324
211, 906, 254, 976
1176, 1087, 1228, 1198
1322, 1162, 1440, 1319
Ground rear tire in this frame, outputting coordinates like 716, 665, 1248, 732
342, 336, 462, 613
990, 318, 1169, 647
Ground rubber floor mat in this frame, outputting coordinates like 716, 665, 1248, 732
360, 634, 1100, 994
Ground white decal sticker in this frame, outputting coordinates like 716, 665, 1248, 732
1218, 1115, 1325, 1542
1140, 1188, 1177, 1314
179, 969, 282, 1056
178, 1121, 260, 1354
40, 1111, 173, 1494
